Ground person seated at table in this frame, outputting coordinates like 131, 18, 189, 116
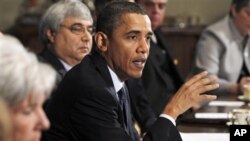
191, 0, 250, 95
0, 34, 56, 141
42, 2, 219, 141
38, 0, 94, 85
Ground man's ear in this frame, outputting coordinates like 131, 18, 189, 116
95, 32, 109, 52
46, 29, 56, 43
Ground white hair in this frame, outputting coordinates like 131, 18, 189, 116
0, 35, 56, 107
40, 0, 93, 46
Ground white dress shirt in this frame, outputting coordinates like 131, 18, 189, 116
107, 66, 176, 126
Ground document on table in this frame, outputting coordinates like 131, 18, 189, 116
180, 132, 229, 141
195, 113, 228, 119
208, 101, 244, 107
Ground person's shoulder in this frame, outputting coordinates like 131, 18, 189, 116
65, 54, 98, 81
37, 47, 57, 63
205, 16, 229, 33
200, 16, 231, 42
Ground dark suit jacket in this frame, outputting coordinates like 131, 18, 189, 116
38, 47, 67, 86
141, 29, 183, 116
42, 52, 182, 141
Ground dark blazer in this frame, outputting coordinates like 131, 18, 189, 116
38, 47, 67, 86
141, 29, 183, 116
42, 52, 181, 141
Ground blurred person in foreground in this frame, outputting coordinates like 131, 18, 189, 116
43, 2, 218, 141
0, 98, 11, 141
136, 0, 183, 116
39, 0, 94, 85
192, 0, 250, 95
0, 35, 56, 141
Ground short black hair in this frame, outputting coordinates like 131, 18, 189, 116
96, 1, 146, 36
232, 0, 250, 12
94, 0, 131, 16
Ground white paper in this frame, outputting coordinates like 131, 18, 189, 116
208, 101, 244, 107
195, 113, 228, 119
180, 132, 229, 141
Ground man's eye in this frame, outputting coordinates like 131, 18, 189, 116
71, 26, 83, 32
87, 27, 94, 33
128, 35, 137, 40
146, 36, 152, 42
158, 4, 165, 10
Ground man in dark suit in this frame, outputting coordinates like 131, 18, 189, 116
38, 0, 94, 85
136, 0, 183, 116
42, 2, 218, 141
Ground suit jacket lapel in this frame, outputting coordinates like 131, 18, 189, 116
91, 52, 118, 102
91, 52, 130, 133
38, 47, 67, 82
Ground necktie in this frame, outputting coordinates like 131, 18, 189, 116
118, 85, 138, 140
118, 86, 129, 130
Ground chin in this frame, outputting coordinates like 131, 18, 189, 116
130, 72, 142, 79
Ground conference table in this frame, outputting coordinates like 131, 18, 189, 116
177, 94, 250, 133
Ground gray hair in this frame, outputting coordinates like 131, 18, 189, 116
39, 0, 93, 46
0, 35, 56, 107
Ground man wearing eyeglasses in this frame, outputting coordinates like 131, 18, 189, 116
38, 0, 94, 85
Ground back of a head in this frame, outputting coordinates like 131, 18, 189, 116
94, 0, 134, 17
39, 0, 93, 46
96, 1, 146, 36
0, 35, 56, 107
94, 0, 113, 16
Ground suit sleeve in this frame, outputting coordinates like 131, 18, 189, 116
143, 117, 182, 141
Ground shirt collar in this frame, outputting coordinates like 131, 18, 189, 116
59, 59, 73, 72
107, 66, 124, 93
151, 32, 157, 44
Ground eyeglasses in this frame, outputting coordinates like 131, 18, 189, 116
60, 24, 95, 35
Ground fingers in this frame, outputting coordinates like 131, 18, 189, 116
245, 77, 250, 81
195, 82, 219, 94
199, 94, 217, 102
163, 71, 219, 119
240, 77, 250, 85
182, 73, 219, 94
184, 71, 208, 87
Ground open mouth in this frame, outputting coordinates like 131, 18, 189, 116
132, 58, 147, 69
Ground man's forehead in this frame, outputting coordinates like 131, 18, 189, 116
121, 13, 149, 23
62, 17, 93, 24
118, 13, 152, 32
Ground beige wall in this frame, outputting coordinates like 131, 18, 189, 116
166, 0, 231, 26
0, 0, 22, 31
0, 0, 232, 31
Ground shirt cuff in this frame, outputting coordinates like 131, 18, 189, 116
159, 114, 176, 126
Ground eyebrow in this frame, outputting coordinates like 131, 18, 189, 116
70, 22, 93, 27
125, 30, 153, 36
